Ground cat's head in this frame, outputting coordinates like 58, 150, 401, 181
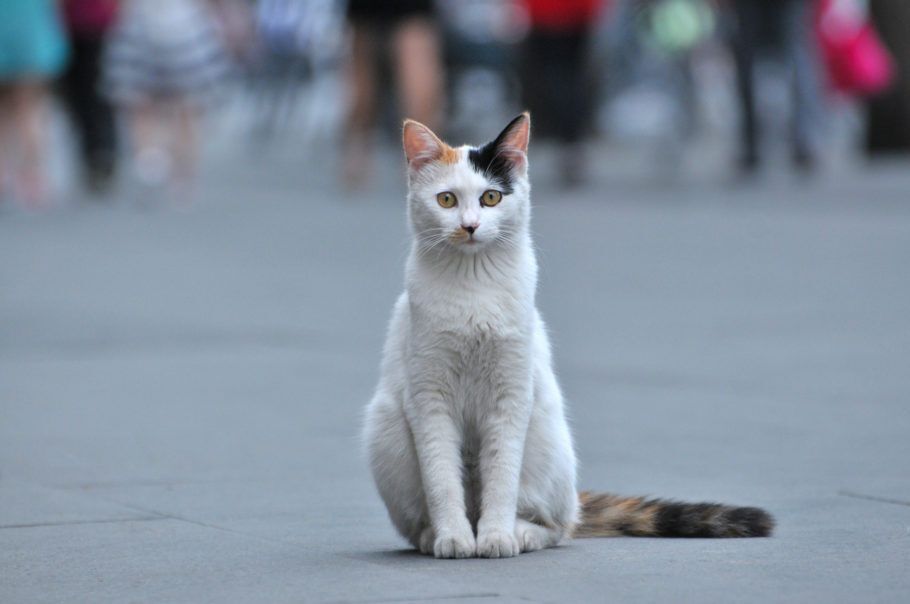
402, 113, 531, 255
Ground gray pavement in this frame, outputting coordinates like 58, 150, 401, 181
2, 144, 910, 603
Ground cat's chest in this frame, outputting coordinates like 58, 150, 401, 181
440, 329, 530, 416
412, 291, 530, 345
409, 298, 533, 392
410, 276, 531, 333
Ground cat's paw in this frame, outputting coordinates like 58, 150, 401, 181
418, 526, 436, 556
476, 529, 520, 558
514, 520, 548, 553
433, 530, 476, 559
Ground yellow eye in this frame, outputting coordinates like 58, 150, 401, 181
480, 190, 502, 207
436, 191, 457, 208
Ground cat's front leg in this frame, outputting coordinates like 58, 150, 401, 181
405, 392, 475, 558
476, 383, 533, 558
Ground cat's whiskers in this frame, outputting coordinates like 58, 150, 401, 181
494, 232, 517, 250
416, 229, 453, 260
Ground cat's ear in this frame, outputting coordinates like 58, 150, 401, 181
493, 112, 531, 169
402, 120, 454, 171
468, 113, 531, 182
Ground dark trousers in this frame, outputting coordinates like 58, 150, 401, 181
520, 27, 592, 144
61, 35, 117, 176
867, 0, 910, 152
730, 0, 820, 163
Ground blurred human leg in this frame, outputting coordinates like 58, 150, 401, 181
130, 100, 156, 156
9, 81, 53, 207
0, 86, 11, 199
130, 100, 172, 189
553, 30, 591, 186
521, 27, 590, 185
342, 22, 379, 187
781, 0, 823, 168
605, 0, 644, 96
62, 36, 117, 193
392, 16, 444, 132
731, 0, 761, 171
173, 101, 200, 190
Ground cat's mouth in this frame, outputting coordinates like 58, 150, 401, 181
459, 235, 485, 249
450, 230, 481, 246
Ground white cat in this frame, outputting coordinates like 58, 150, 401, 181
364, 114, 773, 559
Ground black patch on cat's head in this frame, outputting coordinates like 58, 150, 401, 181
467, 114, 528, 195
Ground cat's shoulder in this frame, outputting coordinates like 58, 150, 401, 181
388, 291, 410, 326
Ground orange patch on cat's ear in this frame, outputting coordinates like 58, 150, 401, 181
439, 144, 459, 165
402, 119, 456, 169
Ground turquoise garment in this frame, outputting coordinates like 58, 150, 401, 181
0, 0, 69, 79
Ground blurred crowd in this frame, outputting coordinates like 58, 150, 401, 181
0, 0, 907, 208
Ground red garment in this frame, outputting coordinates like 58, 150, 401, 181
63, 0, 119, 35
523, 0, 605, 31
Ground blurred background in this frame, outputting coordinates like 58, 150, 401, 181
0, 0, 908, 205
3, 2, 910, 601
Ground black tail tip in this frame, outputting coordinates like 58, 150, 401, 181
654, 502, 775, 538
723, 506, 775, 537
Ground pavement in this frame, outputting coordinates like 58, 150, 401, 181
2, 134, 910, 603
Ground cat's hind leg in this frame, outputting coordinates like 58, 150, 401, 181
367, 389, 476, 558
512, 335, 580, 552
364, 392, 429, 550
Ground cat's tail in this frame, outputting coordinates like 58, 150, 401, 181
574, 491, 774, 538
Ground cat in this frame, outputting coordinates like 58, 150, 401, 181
363, 113, 774, 558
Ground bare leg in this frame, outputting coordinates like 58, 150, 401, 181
130, 100, 172, 189
342, 23, 378, 188
173, 102, 200, 187
130, 100, 162, 155
392, 17, 444, 131
0, 87, 11, 198
9, 81, 52, 207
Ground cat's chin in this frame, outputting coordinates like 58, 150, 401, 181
455, 239, 488, 254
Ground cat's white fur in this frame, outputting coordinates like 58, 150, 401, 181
364, 115, 579, 558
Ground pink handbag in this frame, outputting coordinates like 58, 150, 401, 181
817, 0, 895, 97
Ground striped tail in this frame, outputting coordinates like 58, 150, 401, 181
574, 491, 774, 538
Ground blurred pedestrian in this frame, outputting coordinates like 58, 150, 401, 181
0, 0, 69, 208
103, 0, 231, 199
602, 0, 713, 174
61, 0, 120, 196
728, 0, 824, 173
520, 0, 605, 186
343, 0, 445, 188
251, 0, 335, 141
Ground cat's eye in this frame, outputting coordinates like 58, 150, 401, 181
437, 191, 457, 208
480, 190, 502, 207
